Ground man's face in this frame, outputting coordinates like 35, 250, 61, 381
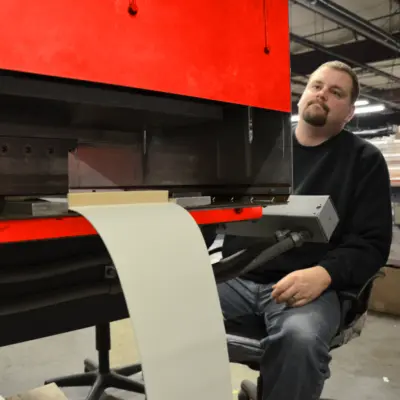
297, 66, 355, 128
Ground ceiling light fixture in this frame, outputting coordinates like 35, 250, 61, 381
355, 99, 369, 106
353, 104, 385, 115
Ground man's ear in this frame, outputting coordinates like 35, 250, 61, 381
345, 104, 355, 123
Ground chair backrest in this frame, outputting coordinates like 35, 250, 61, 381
342, 270, 385, 327
331, 269, 385, 349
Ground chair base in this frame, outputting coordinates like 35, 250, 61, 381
45, 369, 145, 400
44, 324, 145, 400
83, 358, 142, 378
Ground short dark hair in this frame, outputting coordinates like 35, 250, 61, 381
312, 61, 360, 104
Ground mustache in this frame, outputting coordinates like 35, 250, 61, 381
307, 100, 329, 113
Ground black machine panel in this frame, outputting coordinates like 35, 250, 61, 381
0, 71, 293, 200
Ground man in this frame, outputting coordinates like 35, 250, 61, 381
218, 61, 393, 400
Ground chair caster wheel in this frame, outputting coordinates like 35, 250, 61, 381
239, 379, 258, 400
84, 358, 97, 373
238, 389, 250, 400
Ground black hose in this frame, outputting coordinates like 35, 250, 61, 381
240, 236, 297, 275
213, 232, 309, 283
209, 246, 223, 256
212, 241, 280, 283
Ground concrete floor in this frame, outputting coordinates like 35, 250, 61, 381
0, 312, 399, 400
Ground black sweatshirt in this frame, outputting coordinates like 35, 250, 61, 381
225, 129, 393, 291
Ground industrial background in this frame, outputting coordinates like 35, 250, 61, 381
289, 0, 399, 134
289, 0, 400, 190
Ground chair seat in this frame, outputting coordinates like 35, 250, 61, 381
226, 311, 368, 370
226, 334, 263, 369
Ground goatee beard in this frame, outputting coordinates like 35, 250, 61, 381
302, 101, 329, 127
303, 112, 327, 127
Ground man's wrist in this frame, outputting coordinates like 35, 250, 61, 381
314, 265, 332, 287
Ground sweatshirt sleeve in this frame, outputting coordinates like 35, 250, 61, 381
319, 148, 393, 290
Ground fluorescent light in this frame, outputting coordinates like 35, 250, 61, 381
291, 103, 385, 121
354, 104, 385, 115
355, 99, 369, 106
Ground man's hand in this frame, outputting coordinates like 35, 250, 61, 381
271, 266, 332, 307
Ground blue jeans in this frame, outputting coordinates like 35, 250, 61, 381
218, 278, 341, 400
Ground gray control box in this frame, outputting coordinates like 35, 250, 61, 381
222, 195, 339, 243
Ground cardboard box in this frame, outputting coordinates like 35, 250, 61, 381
368, 266, 400, 316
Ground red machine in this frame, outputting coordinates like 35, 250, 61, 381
0, 0, 291, 111
1, 6, 332, 400
0, 0, 292, 242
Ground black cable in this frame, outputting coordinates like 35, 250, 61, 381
213, 231, 310, 283
212, 239, 282, 283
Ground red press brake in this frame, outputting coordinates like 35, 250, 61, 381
0, 3, 341, 398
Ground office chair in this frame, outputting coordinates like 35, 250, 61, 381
228, 269, 386, 400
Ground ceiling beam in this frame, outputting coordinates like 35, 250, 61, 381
348, 112, 400, 128
291, 0, 400, 53
367, 86, 400, 103
290, 33, 400, 84
358, 85, 400, 110
291, 32, 400, 74
301, 11, 400, 40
